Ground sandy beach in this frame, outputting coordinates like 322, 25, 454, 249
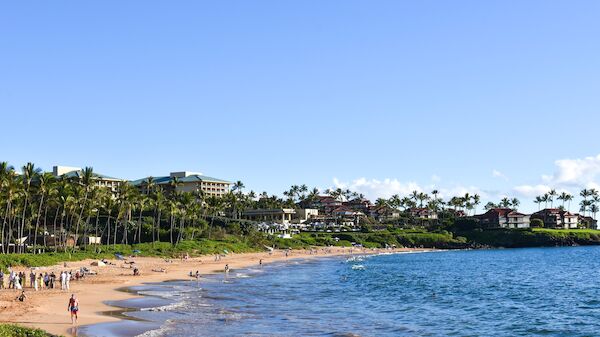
0, 247, 424, 336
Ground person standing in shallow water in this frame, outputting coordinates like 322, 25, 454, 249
68, 294, 79, 325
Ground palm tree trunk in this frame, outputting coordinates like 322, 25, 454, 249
19, 194, 29, 253
33, 194, 45, 254
106, 210, 112, 245
137, 207, 143, 244
53, 207, 60, 252
1, 201, 10, 254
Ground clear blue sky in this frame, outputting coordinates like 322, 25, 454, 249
2, 1, 600, 211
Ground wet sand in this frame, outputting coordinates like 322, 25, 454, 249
0, 247, 424, 336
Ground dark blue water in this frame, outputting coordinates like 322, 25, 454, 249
83, 247, 600, 336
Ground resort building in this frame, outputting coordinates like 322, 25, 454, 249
52, 165, 124, 194
242, 209, 296, 224
293, 209, 319, 223
475, 208, 530, 229
531, 209, 578, 229
131, 171, 231, 197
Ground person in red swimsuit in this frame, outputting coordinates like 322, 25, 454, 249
67, 294, 79, 325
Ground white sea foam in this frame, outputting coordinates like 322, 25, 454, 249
134, 321, 173, 337
140, 300, 187, 312
346, 256, 365, 263
351, 264, 365, 270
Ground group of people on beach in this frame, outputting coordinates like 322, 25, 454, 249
0, 269, 77, 292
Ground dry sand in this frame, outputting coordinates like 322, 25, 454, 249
0, 247, 424, 336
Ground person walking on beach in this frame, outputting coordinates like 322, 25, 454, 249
66, 271, 71, 290
0, 271, 4, 289
8, 270, 14, 289
50, 272, 56, 289
68, 294, 79, 325
29, 271, 35, 288
14, 273, 22, 290
224, 264, 229, 273
61, 271, 67, 290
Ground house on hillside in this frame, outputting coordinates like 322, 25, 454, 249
310, 196, 343, 215
331, 206, 365, 228
530, 209, 578, 229
369, 205, 400, 222
577, 214, 598, 229
409, 208, 438, 220
342, 198, 372, 213
475, 208, 530, 229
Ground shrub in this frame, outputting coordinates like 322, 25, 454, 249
0, 324, 53, 337
531, 218, 544, 228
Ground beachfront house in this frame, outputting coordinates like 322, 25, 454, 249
131, 171, 231, 198
475, 208, 530, 229
531, 209, 578, 229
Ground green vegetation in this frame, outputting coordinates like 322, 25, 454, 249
457, 228, 600, 248
269, 230, 467, 250
0, 324, 56, 337
0, 237, 264, 271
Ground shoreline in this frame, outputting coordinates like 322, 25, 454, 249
0, 247, 429, 337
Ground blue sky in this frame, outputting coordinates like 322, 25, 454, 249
1, 1, 600, 212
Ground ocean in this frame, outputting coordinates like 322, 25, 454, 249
81, 247, 600, 337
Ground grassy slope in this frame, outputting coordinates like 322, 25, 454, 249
0, 236, 262, 271
271, 230, 467, 249
459, 228, 600, 248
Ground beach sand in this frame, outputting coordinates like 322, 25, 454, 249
0, 247, 423, 336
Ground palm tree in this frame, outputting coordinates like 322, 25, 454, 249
557, 192, 573, 211
548, 189, 557, 208
510, 198, 520, 210
417, 192, 429, 208
580, 189, 591, 215
471, 194, 481, 215
32, 173, 55, 254
73, 167, 95, 252
591, 204, 599, 221
19, 163, 41, 253
541, 194, 550, 209
534, 196, 543, 211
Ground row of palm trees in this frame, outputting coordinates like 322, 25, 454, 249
0, 162, 276, 254
374, 191, 485, 216
533, 189, 600, 218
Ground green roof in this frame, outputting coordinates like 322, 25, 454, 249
130, 174, 231, 186
61, 170, 122, 181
